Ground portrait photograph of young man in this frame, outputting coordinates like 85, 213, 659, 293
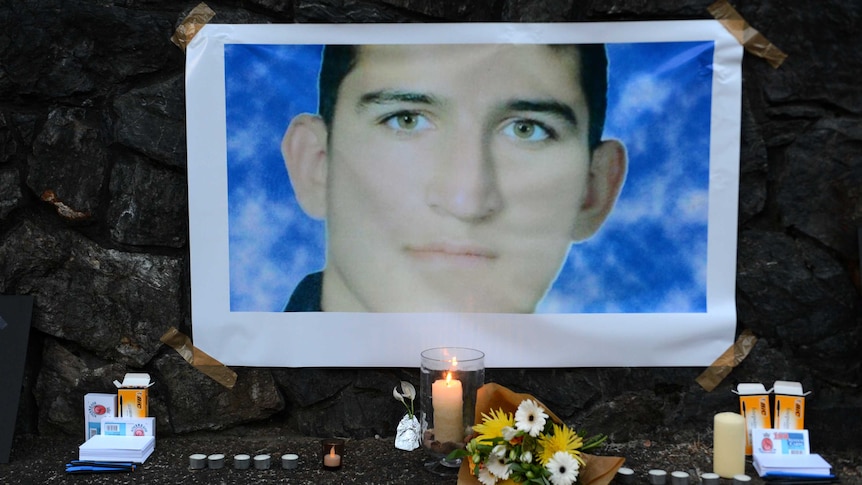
187, 23, 742, 366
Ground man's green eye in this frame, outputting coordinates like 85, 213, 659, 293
396, 114, 418, 129
502, 119, 552, 141
383, 112, 431, 132
513, 121, 536, 139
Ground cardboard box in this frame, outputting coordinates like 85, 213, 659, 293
734, 383, 771, 455
114, 373, 153, 418
773, 380, 809, 430
84, 393, 117, 441
101, 416, 156, 437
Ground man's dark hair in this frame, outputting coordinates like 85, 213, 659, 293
318, 44, 608, 150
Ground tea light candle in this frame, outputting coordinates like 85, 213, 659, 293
253, 454, 271, 470
234, 454, 250, 470
648, 469, 667, 485
207, 453, 224, 469
323, 446, 341, 469
733, 474, 752, 485
188, 453, 207, 469
713, 412, 746, 478
670, 470, 689, 485
281, 453, 299, 470
431, 371, 463, 443
701, 472, 720, 485
616, 466, 635, 485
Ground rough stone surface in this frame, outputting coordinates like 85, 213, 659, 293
776, 117, 862, 258
32, 338, 127, 435
0, 220, 183, 367
107, 155, 188, 248
0, 168, 23, 219
0, 0, 859, 456
153, 353, 284, 434
113, 75, 187, 168
26, 107, 108, 220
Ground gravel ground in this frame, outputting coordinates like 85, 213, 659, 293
1, 427, 860, 484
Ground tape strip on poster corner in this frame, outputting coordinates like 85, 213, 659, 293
708, 0, 787, 68
171, 2, 216, 52
696, 329, 758, 392
160, 326, 238, 389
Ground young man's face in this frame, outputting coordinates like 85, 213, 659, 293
284, 44, 625, 312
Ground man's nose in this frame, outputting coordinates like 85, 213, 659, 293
424, 129, 503, 222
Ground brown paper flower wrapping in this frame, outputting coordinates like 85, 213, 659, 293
457, 383, 625, 485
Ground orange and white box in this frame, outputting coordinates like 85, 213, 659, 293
734, 383, 772, 455
773, 380, 809, 430
114, 373, 153, 418
84, 393, 117, 441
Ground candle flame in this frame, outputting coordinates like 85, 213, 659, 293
445, 371, 452, 386
329, 447, 336, 457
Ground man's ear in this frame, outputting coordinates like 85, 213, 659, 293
281, 114, 329, 219
572, 140, 628, 241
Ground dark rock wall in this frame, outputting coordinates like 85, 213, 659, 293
1, 0, 860, 448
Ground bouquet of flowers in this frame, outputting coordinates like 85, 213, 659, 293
450, 395, 609, 485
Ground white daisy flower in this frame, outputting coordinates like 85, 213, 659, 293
546, 451, 580, 485
514, 399, 549, 437
477, 466, 498, 485
487, 453, 512, 480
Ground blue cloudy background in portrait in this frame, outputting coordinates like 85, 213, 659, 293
224, 42, 713, 313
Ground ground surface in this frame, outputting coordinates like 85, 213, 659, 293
1, 427, 860, 484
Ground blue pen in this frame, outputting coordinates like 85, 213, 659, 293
69, 460, 136, 467
66, 465, 134, 474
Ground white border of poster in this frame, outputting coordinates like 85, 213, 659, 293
186, 21, 742, 368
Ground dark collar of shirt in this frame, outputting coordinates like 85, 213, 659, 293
283, 272, 323, 312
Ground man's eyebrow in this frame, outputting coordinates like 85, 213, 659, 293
505, 99, 578, 126
358, 90, 438, 107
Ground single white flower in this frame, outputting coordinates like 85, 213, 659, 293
491, 444, 508, 458
502, 426, 519, 441
399, 381, 416, 400
487, 453, 512, 480
546, 451, 580, 485
477, 465, 498, 485
393, 381, 416, 418
520, 450, 532, 463
515, 399, 548, 437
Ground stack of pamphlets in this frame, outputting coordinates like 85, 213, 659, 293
78, 435, 155, 463
751, 428, 833, 479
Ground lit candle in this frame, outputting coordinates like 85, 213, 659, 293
323, 446, 341, 468
713, 412, 745, 478
431, 370, 463, 444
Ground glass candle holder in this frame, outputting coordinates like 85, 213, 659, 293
420, 347, 484, 475
320, 438, 344, 470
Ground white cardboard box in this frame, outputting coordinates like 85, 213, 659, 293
101, 416, 156, 437
84, 393, 117, 441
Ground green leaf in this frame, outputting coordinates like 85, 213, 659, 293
446, 449, 469, 461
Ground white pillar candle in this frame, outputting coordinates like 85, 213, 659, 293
431, 371, 463, 444
713, 412, 746, 478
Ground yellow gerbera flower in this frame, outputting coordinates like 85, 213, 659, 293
473, 408, 514, 444
537, 423, 585, 466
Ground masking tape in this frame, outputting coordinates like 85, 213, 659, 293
696, 329, 758, 392
160, 326, 237, 389
708, 0, 787, 68
171, 2, 216, 52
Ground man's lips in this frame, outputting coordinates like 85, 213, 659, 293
405, 243, 498, 263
